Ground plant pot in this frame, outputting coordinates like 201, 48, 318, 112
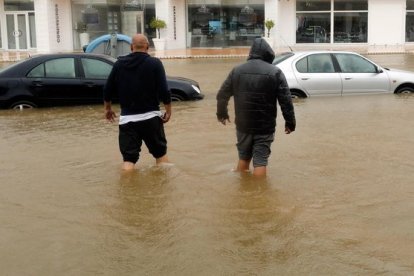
79, 32, 90, 48
263, 37, 274, 48
152, 38, 166, 51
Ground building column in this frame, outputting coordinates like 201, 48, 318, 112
154, 0, 169, 46
0, 0, 5, 49
367, 0, 406, 53
155, 0, 186, 50
34, 0, 73, 53
264, 0, 278, 49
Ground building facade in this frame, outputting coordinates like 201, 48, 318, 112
1, 0, 414, 53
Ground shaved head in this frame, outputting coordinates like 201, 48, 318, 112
131, 33, 149, 52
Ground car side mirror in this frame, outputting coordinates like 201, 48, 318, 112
376, 66, 383, 73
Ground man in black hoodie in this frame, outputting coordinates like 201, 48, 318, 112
104, 34, 172, 171
216, 38, 296, 177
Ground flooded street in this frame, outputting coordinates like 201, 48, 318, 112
1, 54, 414, 275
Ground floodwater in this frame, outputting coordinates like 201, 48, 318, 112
1, 54, 414, 275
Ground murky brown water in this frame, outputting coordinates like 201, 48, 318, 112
1, 55, 414, 275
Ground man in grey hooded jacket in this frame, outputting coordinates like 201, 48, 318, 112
216, 38, 296, 177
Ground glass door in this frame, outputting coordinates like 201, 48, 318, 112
5, 12, 36, 50
121, 11, 144, 37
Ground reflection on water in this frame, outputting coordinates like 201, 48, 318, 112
1, 56, 414, 274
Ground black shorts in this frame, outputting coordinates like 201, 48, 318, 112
118, 116, 167, 163
236, 130, 275, 167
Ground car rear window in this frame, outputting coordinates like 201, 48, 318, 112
27, 58, 76, 78
273, 52, 294, 65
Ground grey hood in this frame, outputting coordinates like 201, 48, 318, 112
247, 38, 275, 64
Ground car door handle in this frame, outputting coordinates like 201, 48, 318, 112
83, 82, 96, 87
344, 77, 352, 80
301, 78, 309, 80
31, 80, 43, 87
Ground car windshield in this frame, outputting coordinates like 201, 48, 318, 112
273, 52, 294, 65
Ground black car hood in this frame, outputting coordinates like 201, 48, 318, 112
168, 76, 198, 86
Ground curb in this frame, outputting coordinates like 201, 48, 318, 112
154, 54, 248, 59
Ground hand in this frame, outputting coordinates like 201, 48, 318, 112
162, 111, 171, 123
218, 117, 230, 125
105, 109, 116, 122
285, 126, 294, 134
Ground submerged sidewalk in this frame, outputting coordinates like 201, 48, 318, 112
149, 47, 249, 59
0, 48, 250, 62
3, 46, 414, 63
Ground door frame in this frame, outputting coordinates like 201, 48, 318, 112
4, 11, 35, 50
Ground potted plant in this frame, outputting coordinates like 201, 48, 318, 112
76, 21, 90, 48
263, 19, 275, 48
150, 17, 167, 50
265, 19, 275, 38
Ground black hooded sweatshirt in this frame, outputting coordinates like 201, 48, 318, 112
216, 38, 296, 134
103, 52, 171, 116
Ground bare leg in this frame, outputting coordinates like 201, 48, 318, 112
156, 154, 169, 165
253, 166, 267, 177
236, 159, 251, 172
122, 161, 135, 171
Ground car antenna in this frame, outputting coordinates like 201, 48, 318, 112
279, 35, 293, 52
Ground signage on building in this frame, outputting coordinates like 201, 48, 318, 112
55, 4, 61, 43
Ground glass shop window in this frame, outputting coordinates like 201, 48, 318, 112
334, 12, 367, 43
334, 0, 368, 43
296, 0, 368, 44
5, 0, 34, 11
296, 13, 330, 43
407, 0, 414, 42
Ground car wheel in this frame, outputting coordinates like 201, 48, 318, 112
171, 93, 186, 101
396, 86, 414, 94
10, 100, 37, 110
290, 90, 305, 99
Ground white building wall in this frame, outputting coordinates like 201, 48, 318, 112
368, 0, 406, 53
276, 0, 296, 52
155, 0, 169, 45
264, 0, 278, 48
35, 0, 74, 52
154, 0, 186, 49
3, 0, 414, 53
0, 0, 4, 49
166, 0, 186, 49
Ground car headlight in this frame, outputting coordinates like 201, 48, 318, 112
191, 84, 201, 94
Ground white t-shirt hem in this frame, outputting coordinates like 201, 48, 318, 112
119, 111, 162, 125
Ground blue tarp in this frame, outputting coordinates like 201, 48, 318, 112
84, 34, 132, 56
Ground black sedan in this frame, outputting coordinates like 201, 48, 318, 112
0, 53, 204, 109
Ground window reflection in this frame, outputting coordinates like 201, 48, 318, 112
45, 58, 76, 78
81, 58, 112, 79
335, 53, 376, 73
71, 0, 156, 51
296, 13, 330, 43
334, 12, 367, 43
4, 0, 34, 11
297, 0, 330, 11
407, 0, 414, 42
296, 54, 335, 73
334, 0, 368, 10
187, 1, 264, 48
296, 0, 368, 44
407, 0, 414, 10
28, 59, 77, 78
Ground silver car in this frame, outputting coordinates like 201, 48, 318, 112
273, 51, 414, 98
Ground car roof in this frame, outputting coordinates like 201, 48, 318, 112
280, 50, 364, 56
27, 52, 115, 60
0, 53, 116, 77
